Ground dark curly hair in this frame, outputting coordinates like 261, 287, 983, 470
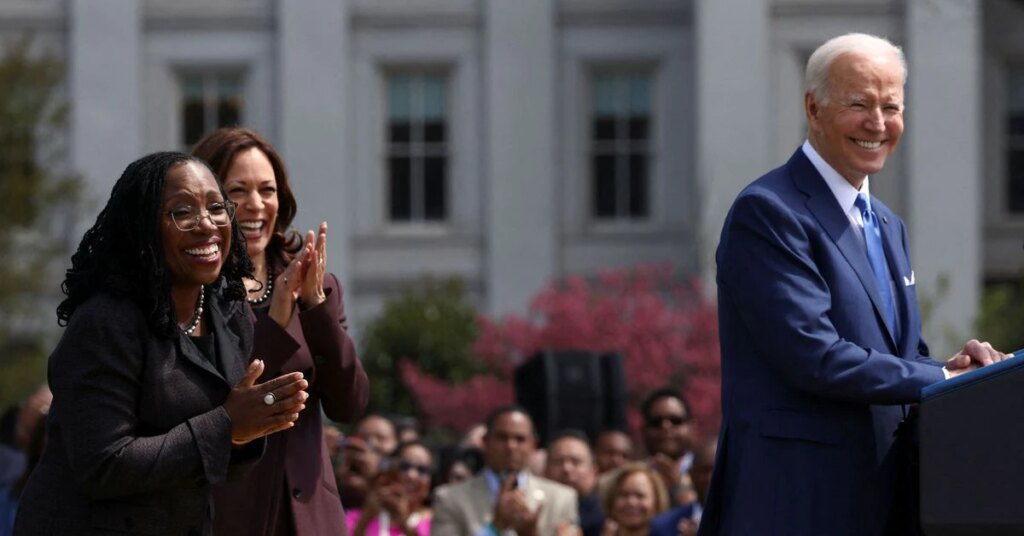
191, 127, 302, 269
56, 151, 254, 337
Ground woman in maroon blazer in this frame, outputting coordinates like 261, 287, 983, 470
194, 128, 370, 535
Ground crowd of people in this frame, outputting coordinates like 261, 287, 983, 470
329, 389, 713, 536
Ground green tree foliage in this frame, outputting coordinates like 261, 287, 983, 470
0, 36, 81, 409
359, 277, 481, 417
977, 277, 1024, 354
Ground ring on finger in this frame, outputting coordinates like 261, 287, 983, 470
263, 392, 277, 406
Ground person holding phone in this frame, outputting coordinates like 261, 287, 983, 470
347, 441, 435, 536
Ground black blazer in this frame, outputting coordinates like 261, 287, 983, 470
14, 284, 262, 536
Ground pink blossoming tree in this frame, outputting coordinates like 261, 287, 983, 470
400, 264, 721, 439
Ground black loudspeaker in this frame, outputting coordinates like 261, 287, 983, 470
514, 350, 628, 445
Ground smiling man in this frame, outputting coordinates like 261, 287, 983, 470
700, 33, 1006, 536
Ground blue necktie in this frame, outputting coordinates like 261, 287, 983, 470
855, 193, 897, 338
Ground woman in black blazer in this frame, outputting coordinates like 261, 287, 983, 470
14, 152, 309, 535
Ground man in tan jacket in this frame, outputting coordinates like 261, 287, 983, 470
432, 406, 579, 535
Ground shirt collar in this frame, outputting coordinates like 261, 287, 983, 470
483, 467, 529, 501
802, 140, 871, 217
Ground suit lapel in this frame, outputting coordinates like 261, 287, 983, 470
177, 332, 226, 383
875, 202, 912, 354
468, 474, 496, 528
209, 295, 246, 385
789, 151, 898, 352
175, 290, 243, 386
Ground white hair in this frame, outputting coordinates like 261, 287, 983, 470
804, 33, 907, 104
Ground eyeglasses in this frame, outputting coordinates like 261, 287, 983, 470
167, 201, 237, 232
644, 415, 690, 428
398, 459, 432, 477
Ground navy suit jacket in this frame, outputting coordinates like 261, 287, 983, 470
698, 149, 946, 536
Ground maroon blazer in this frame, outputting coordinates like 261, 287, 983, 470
212, 273, 369, 535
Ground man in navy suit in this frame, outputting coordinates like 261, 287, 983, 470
699, 33, 1006, 536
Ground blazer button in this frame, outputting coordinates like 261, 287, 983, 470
292, 487, 303, 499
314, 354, 326, 365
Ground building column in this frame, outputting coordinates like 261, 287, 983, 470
70, 0, 141, 209
484, 0, 557, 315
277, 0, 351, 289
906, 1, 982, 353
694, 0, 772, 292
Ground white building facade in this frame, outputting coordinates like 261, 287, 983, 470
2, 0, 1023, 355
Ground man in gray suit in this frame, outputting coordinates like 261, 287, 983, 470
432, 406, 578, 535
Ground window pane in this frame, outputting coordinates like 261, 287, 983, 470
629, 153, 649, 217
424, 120, 445, 143
594, 154, 616, 218
1009, 150, 1024, 213
594, 116, 616, 141
218, 97, 241, 128
423, 76, 446, 121
628, 74, 650, 115
216, 75, 243, 128
593, 75, 619, 116
389, 75, 411, 121
628, 117, 648, 141
389, 157, 412, 221
424, 157, 446, 220
184, 100, 205, 146
390, 121, 411, 143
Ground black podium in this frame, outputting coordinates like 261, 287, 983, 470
919, 353, 1024, 535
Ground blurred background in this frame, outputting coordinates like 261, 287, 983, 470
1, 0, 1024, 440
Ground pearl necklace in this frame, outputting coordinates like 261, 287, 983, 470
247, 270, 273, 305
181, 285, 205, 336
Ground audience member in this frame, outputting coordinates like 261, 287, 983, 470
0, 386, 50, 491
347, 441, 434, 535
459, 423, 486, 451
0, 395, 47, 536
594, 430, 634, 475
545, 430, 604, 536
598, 389, 695, 506
649, 438, 717, 536
393, 415, 422, 444
13, 152, 306, 535
639, 388, 696, 504
601, 463, 669, 536
432, 406, 578, 535
437, 446, 484, 486
336, 435, 384, 510
357, 413, 399, 455
194, 127, 369, 535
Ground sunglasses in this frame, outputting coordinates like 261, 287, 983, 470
645, 415, 690, 428
398, 459, 432, 477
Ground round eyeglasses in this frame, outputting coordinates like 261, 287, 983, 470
167, 201, 237, 232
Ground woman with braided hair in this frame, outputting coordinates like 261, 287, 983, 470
14, 152, 308, 535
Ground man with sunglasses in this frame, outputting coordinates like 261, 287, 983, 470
596, 388, 697, 508
640, 388, 696, 506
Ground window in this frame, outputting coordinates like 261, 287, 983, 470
1008, 66, 1024, 213
591, 71, 652, 220
180, 72, 244, 147
386, 72, 448, 223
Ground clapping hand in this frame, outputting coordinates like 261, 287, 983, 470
223, 359, 308, 444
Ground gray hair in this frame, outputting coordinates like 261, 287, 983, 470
804, 33, 907, 104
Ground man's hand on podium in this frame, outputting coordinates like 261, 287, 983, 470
942, 339, 1009, 379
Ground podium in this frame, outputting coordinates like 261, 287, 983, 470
919, 354, 1024, 535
